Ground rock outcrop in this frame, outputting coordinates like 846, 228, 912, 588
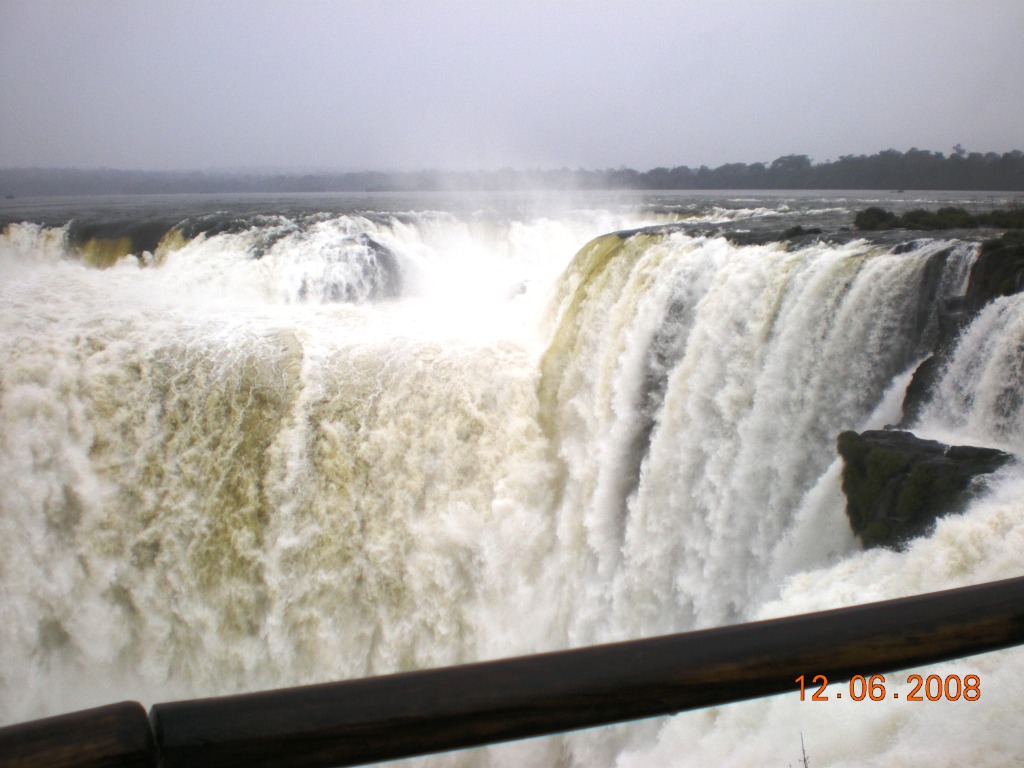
964, 232, 1024, 313
837, 429, 1011, 549
901, 232, 1024, 425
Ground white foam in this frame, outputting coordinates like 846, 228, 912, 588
1, 206, 1021, 767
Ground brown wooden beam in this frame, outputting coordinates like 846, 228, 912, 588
0, 701, 154, 768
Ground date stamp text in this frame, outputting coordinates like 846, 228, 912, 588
795, 674, 980, 702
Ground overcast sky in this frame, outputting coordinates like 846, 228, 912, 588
1, 0, 1022, 172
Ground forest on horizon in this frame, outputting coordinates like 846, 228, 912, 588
3, 147, 1023, 196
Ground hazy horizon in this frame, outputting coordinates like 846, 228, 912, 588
3, 146, 1024, 176
2, 0, 1023, 173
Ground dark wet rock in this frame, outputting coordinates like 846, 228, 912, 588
963, 232, 1024, 313
900, 355, 944, 427
837, 429, 1012, 549
67, 218, 174, 253
361, 235, 402, 299
297, 233, 402, 303
892, 240, 925, 255
782, 225, 823, 239
899, 294, 973, 426
900, 234, 1024, 423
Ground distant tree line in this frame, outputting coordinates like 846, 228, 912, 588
611, 146, 1024, 191
3, 147, 1023, 196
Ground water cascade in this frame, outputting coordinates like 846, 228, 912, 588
2, 196, 1023, 766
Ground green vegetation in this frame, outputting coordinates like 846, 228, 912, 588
853, 207, 900, 230
854, 205, 1024, 231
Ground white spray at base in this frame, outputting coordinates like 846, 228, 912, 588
1, 208, 1023, 767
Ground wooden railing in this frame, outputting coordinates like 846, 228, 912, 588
3, 575, 1024, 768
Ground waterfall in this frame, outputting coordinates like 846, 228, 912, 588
2, 196, 1023, 766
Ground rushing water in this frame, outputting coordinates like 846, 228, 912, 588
2, 191, 1023, 766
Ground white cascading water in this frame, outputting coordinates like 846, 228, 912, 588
1, 202, 1023, 767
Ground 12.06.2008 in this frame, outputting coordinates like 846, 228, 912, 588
795, 674, 980, 701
